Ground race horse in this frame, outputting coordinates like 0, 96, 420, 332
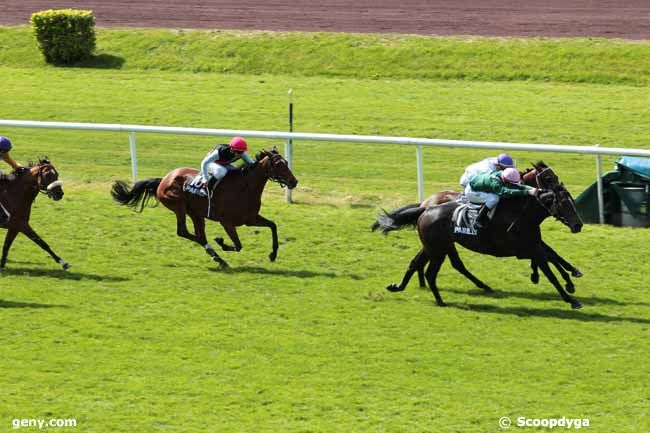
0, 158, 69, 269
409, 167, 583, 292
373, 161, 585, 309
111, 149, 298, 268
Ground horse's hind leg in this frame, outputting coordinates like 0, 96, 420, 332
215, 223, 242, 252
446, 245, 493, 293
189, 214, 229, 269
1, 228, 19, 268
246, 214, 278, 262
386, 249, 428, 292
22, 225, 70, 270
175, 207, 198, 242
424, 254, 447, 306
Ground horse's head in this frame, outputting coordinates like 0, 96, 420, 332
256, 148, 298, 189
30, 158, 64, 201
532, 161, 582, 233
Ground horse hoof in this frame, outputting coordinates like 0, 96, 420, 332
213, 257, 229, 268
571, 300, 583, 309
530, 273, 540, 284
386, 284, 404, 292
572, 269, 583, 278
60, 261, 71, 271
566, 283, 575, 294
268, 252, 277, 262
480, 284, 494, 293
436, 301, 447, 307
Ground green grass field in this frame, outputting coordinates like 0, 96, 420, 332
1, 27, 649, 433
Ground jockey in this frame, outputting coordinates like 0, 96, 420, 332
459, 153, 515, 188
465, 168, 538, 229
0, 136, 23, 172
0, 136, 23, 227
200, 136, 254, 189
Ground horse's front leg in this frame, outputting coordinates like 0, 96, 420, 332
543, 242, 582, 293
22, 225, 70, 270
533, 245, 581, 309
247, 214, 278, 262
215, 223, 242, 252
543, 241, 582, 277
1, 228, 19, 268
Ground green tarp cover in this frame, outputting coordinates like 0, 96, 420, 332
575, 156, 650, 225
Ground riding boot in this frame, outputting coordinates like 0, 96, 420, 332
474, 205, 490, 230
206, 178, 222, 219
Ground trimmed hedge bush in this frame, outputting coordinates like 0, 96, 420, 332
31, 9, 96, 65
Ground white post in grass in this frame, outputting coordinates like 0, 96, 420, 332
416, 144, 425, 202
129, 131, 138, 182
285, 89, 294, 204
595, 144, 605, 224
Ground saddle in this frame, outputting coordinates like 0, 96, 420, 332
452, 203, 482, 236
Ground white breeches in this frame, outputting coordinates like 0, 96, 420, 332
464, 185, 500, 209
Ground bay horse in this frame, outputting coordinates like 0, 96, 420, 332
410, 167, 583, 291
373, 162, 585, 309
111, 149, 298, 268
0, 159, 69, 269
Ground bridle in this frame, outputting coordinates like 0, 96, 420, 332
35, 163, 63, 197
264, 154, 291, 188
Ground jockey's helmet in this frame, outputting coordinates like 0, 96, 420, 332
497, 153, 514, 168
0, 136, 12, 153
502, 168, 521, 184
229, 136, 248, 153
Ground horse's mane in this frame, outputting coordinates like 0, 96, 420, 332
533, 160, 548, 170
27, 157, 50, 168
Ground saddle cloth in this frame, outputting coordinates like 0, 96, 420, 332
452, 203, 482, 236
183, 175, 208, 197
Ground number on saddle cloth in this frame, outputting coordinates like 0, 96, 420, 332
184, 175, 208, 197
452, 203, 482, 236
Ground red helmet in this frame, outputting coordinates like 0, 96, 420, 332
229, 136, 248, 153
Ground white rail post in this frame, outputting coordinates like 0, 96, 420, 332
129, 131, 138, 182
595, 144, 605, 224
285, 89, 294, 204
416, 144, 425, 202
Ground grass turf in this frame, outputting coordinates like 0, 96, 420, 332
0, 26, 649, 433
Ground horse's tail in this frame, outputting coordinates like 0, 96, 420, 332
371, 204, 425, 234
111, 178, 162, 212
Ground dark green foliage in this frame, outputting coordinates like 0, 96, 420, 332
31, 9, 96, 65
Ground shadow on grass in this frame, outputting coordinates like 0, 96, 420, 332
444, 287, 649, 307
213, 265, 362, 280
450, 303, 650, 324
69, 54, 125, 69
0, 267, 128, 282
0, 299, 68, 309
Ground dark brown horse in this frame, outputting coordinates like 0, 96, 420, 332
0, 159, 69, 269
111, 149, 298, 268
413, 168, 583, 291
373, 162, 585, 309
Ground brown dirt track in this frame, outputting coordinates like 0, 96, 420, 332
2, 0, 650, 40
